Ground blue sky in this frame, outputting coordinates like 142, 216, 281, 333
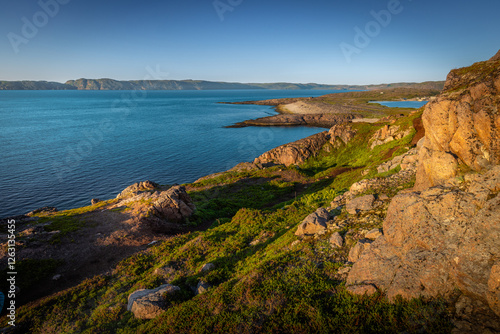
1, 0, 499, 84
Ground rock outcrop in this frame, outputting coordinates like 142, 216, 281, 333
415, 55, 500, 190
254, 132, 330, 166
142, 186, 196, 232
370, 125, 412, 149
347, 52, 500, 330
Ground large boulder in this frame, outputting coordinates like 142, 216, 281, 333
127, 284, 180, 319
254, 132, 330, 166
347, 166, 500, 321
415, 54, 500, 190
142, 185, 196, 233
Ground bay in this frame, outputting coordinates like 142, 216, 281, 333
0, 89, 346, 217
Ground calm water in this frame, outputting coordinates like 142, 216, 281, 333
0, 89, 346, 217
373, 101, 428, 108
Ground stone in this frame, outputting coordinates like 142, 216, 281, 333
329, 232, 344, 248
117, 180, 159, 199
365, 228, 383, 240
200, 263, 215, 273
295, 208, 329, 236
347, 239, 373, 263
142, 186, 196, 232
346, 169, 500, 318
346, 195, 377, 215
127, 284, 180, 319
196, 281, 211, 295
415, 58, 500, 190
52, 274, 62, 281
254, 132, 330, 166
91, 198, 101, 205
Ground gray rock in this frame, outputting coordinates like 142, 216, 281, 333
295, 208, 329, 236
346, 195, 377, 215
200, 263, 215, 273
127, 284, 180, 319
196, 281, 211, 295
329, 232, 344, 248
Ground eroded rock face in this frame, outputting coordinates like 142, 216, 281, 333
142, 186, 196, 233
254, 132, 330, 166
415, 56, 500, 190
347, 166, 500, 319
370, 125, 412, 150
329, 124, 357, 148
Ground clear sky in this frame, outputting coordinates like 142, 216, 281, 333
1, 0, 499, 85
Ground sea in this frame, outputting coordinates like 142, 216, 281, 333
1, 89, 353, 218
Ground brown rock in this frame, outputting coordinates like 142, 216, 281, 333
346, 168, 500, 319
254, 132, 330, 166
346, 284, 377, 296
118, 180, 159, 198
91, 198, 101, 205
329, 124, 357, 147
365, 228, 383, 240
347, 239, 373, 263
142, 186, 196, 233
295, 208, 329, 236
415, 57, 500, 190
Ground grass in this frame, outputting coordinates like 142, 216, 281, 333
2, 110, 454, 333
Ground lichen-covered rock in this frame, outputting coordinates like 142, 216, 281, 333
346, 195, 378, 215
370, 125, 412, 149
127, 284, 180, 319
295, 208, 329, 236
346, 166, 500, 319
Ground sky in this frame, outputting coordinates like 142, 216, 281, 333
0, 0, 499, 85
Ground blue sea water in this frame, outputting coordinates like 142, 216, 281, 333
373, 101, 428, 108
0, 89, 347, 218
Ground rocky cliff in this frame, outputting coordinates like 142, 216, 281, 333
346, 51, 500, 332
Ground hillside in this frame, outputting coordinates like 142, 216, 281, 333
0, 78, 445, 91
1, 52, 499, 333
0, 81, 76, 90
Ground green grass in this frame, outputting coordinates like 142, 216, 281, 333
3, 111, 454, 333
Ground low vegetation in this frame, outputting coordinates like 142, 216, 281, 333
1, 103, 455, 333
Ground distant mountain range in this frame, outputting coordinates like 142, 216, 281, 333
0, 78, 445, 91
